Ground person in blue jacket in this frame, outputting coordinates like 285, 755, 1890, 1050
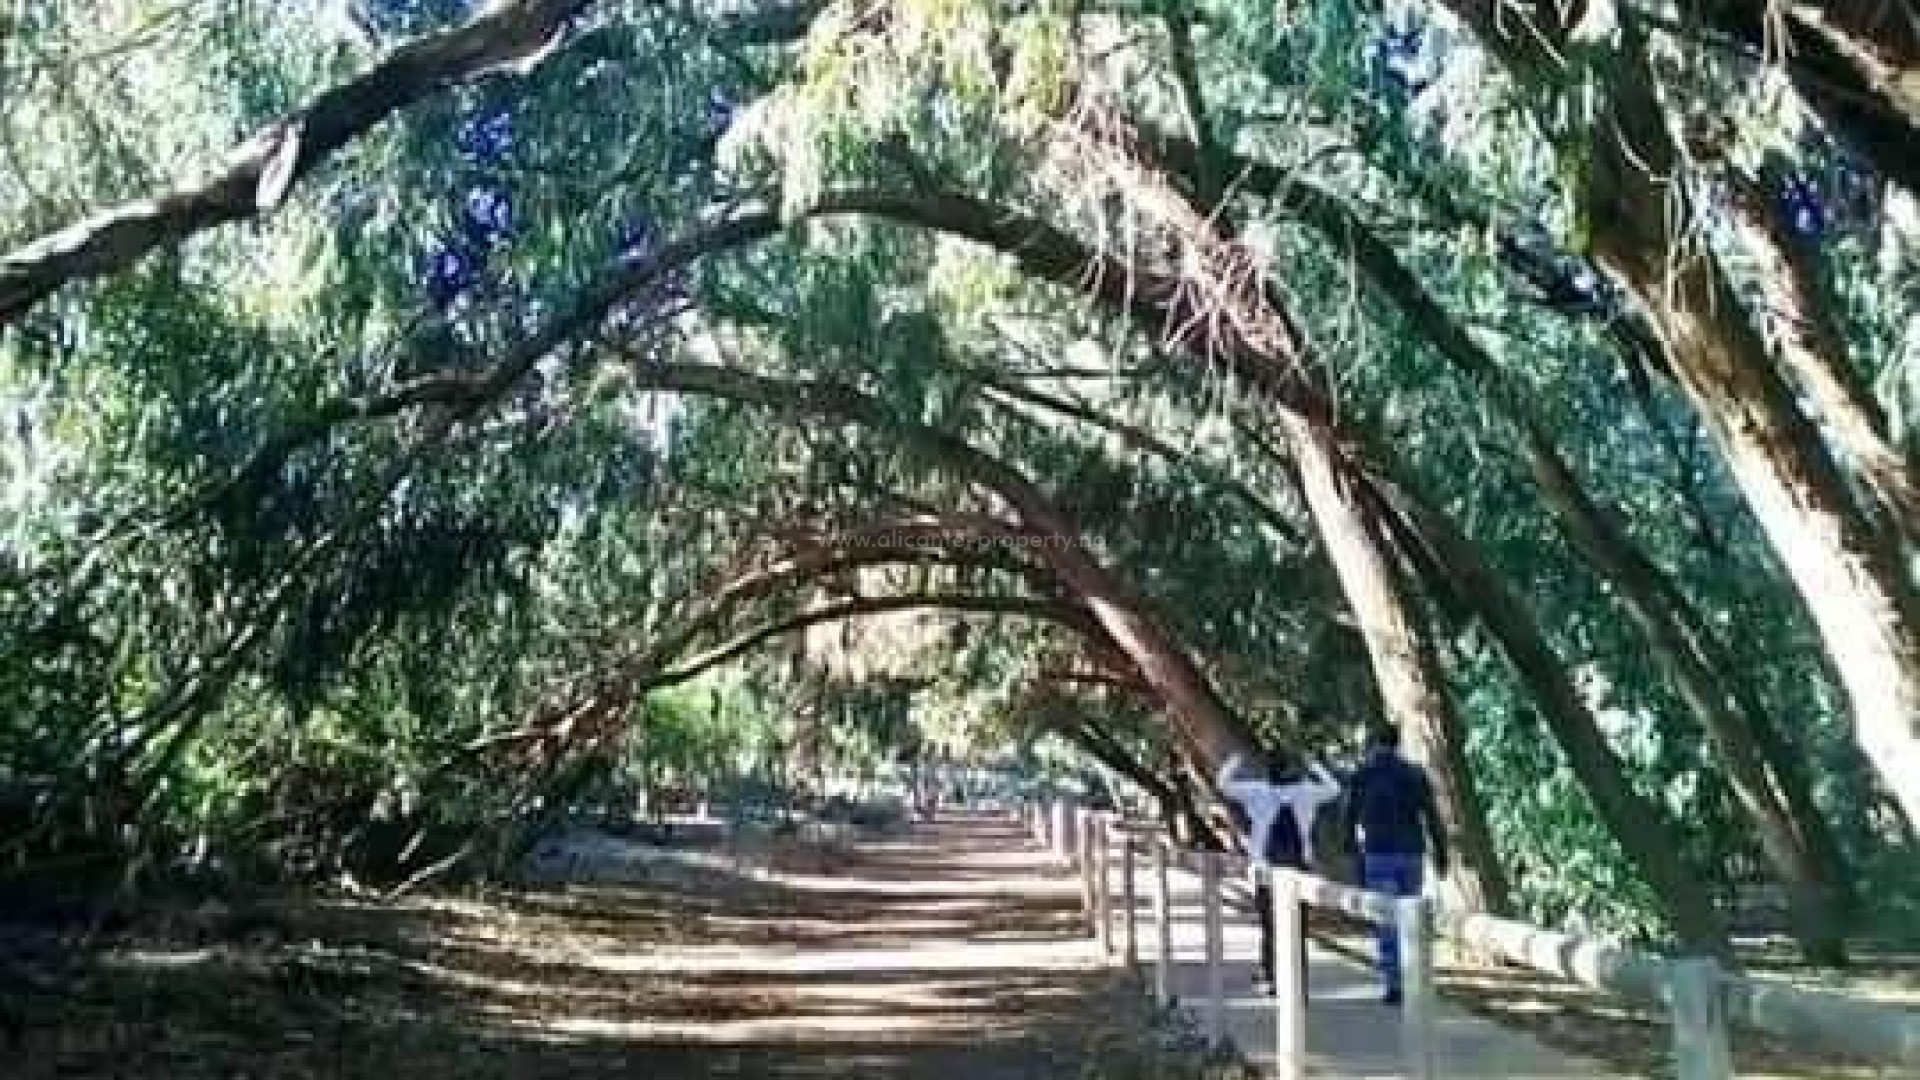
1341, 723, 1450, 1004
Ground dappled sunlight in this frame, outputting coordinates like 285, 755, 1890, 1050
537, 1011, 983, 1041
6, 813, 1154, 1079
583, 936, 1100, 977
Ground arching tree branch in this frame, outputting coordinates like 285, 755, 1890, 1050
0, 0, 592, 324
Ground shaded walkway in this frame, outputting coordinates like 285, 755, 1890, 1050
11, 809, 1619, 1078
1079, 824, 1617, 1078
530, 811, 1129, 1078
6, 812, 1141, 1079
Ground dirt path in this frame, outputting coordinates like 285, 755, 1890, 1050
6, 812, 1169, 1079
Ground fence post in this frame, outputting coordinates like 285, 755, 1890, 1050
1670, 958, 1734, 1080
1079, 809, 1098, 937
1274, 869, 1307, 1080
1122, 829, 1139, 969
1397, 896, 1436, 1080
1154, 837, 1173, 1004
1202, 851, 1225, 1046
1105, 810, 1121, 953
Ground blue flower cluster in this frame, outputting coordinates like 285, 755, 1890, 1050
456, 106, 514, 166
1778, 174, 1828, 240
353, 0, 474, 40
1370, 22, 1433, 100
420, 245, 481, 309
616, 216, 660, 267
609, 212, 691, 335
462, 186, 514, 246
704, 88, 736, 138
421, 98, 520, 309
421, 182, 515, 309
1774, 151, 1886, 243
414, 74, 731, 316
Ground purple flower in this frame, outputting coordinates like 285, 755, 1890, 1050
460, 185, 514, 246
616, 216, 659, 266
1779, 174, 1828, 240
421, 243, 483, 308
456, 106, 514, 165
704, 89, 736, 136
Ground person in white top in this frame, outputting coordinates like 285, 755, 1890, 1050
1216, 752, 1343, 993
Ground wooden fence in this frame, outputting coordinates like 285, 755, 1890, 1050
1020, 799, 1920, 1079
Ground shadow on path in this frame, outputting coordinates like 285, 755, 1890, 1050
6, 812, 1149, 1080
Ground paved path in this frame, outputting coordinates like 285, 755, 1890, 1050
1066, 821, 1614, 1078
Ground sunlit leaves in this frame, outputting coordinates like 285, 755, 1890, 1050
2, 0, 1914, 937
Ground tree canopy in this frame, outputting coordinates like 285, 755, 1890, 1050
2, 0, 1917, 962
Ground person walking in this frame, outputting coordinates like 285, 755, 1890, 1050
1342, 723, 1450, 1004
1216, 752, 1342, 994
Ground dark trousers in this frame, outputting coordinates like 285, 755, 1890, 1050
1253, 880, 1307, 984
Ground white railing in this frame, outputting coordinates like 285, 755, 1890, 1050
1018, 798, 1920, 1079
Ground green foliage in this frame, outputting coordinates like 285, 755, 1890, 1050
0, 0, 1912, 956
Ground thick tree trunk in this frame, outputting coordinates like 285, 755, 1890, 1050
1052, 712, 1187, 826
1594, 194, 1920, 836
1161, 762, 1218, 849
1250, 166, 1850, 957
1724, 173, 1918, 540
1373, 474, 1734, 957
1028, 532, 1262, 771
1693, 0, 1920, 195
1441, 0, 1920, 840
1061, 717, 1169, 800
1286, 415, 1512, 915
1526, 428, 1852, 963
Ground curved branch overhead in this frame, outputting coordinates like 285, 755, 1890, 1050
0, 0, 833, 326
649, 591, 1095, 690
1429, 0, 1920, 843
10, 0, 1920, 977
0, 0, 591, 325
1674, 0, 1920, 195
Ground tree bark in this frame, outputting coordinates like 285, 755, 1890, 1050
1722, 171, 1917, 541
260, 181, 1750, 932
1285, 414, 1513, 915
1373, 473, 1734, 957
0, 0, 591, 324
1246, 165, 1852, 960
1439, 0, 1920, 839
1526, 428, 1853, 963
1034, 694, 1185, 825
1593, 141, 1920, 839
1687, 0, 1920, 195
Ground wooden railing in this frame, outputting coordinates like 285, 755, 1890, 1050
1019, 799, 1920, 1079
